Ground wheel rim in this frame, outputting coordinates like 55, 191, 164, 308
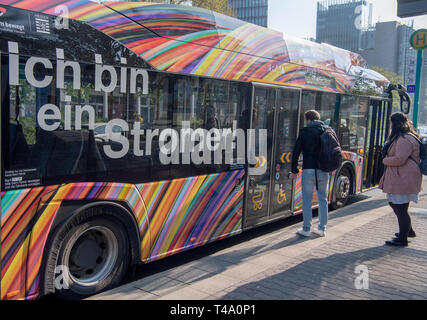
335, 174, 350, 203
63, 226, 118, 287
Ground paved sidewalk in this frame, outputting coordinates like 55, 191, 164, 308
90, 177, 427, 300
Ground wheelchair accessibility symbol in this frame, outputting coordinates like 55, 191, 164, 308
252, 188, 265, 210
277, 184, 287, 204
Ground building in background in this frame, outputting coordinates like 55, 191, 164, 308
316, 0, 372, 52
360, 26, 375, 50
229, 0, 268, 27
316, 0, 426, 124
359, 22, 411, 76
358, 21, 426, 124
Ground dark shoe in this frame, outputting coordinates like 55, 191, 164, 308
385, 239, 408, 247
395, 231, 416, 238
392, 237, 410, 243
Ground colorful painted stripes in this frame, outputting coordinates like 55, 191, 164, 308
137, 170, 245, 261
0, 0, 389, 93
1, 170, 245, 299
1, 185, 59, 300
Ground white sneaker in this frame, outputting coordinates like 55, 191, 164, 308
297, 229, 312, 237
312, 229, 326, 237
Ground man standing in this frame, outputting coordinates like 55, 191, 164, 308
291, 110, 329, 237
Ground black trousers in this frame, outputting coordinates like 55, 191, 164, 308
389, 202, 414, 242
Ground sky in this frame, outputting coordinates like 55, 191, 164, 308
268, 0, 427, 39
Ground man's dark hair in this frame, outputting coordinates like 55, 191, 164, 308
305, 110, 320, 121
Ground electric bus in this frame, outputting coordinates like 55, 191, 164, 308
0, 0, 411, 300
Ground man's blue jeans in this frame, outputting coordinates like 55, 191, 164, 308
302, 169, 329, 232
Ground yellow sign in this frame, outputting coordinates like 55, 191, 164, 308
410, 29, 427, 50
252, 188, 265, 211
277, 184, 287, 204
280, 152, 291, 164
254, 156, 267, 168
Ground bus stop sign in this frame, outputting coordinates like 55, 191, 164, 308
409, 29, 426, 129
410, 29, 427, 50
407, 85, 415, 93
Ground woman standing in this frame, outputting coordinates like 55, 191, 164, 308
379, 112, 423, 247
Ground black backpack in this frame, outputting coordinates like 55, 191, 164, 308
317, 126, 343, 173
408, 133, 427, 175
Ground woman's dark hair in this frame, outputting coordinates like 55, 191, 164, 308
387, 112, 420, 142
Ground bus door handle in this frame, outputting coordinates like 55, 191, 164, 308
249, 177, 256, 188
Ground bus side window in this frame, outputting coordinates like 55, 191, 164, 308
338, 96, 368, 153
7, 82, 36, 170
300, 91, 336, 131
8, 121, 30, 166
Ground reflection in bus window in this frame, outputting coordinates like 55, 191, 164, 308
337, 96, 369, 153
173, 77, 202, 129
300, 91, 337, 131
5, 55, 252, 187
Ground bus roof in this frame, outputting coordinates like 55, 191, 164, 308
0, 0, 389, 94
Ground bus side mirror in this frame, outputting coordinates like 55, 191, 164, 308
399, 92, 411, 114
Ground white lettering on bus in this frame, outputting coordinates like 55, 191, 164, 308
180, 121, 192, 165
6, 42, 267, 170
103, 119, 129, 159
7, 42, 149, 96
207, 128, 222, 164
130, 121, 145, 157
159, 128, 180, 165
145, 129, 159, 157
120, 57, 127, 94
64, 95, 72, 130
130, 67, 149, 95
37, 104, 61, 131
54, 5, 69, 30
95, 54, 118, 93
233, 120, 246, 165
56, 48, 81, 90
191, 128, 208, 165
75, 105, 95, 130
8, 42, 19, 85
25, 56, 53, 88
247, 128, 268, 176
33, 102, 267, 169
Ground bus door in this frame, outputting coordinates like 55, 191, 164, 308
363, 98, 391, 189
269, 88, 300, 220
244, 85, 301, 228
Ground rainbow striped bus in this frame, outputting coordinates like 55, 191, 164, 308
0, 0, 410, 300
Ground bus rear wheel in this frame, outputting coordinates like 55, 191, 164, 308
331, 167, 352, 210
45, 210, 130, 299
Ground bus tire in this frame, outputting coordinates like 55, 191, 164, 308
331, 167, 352, 210
43, 208, 130, 299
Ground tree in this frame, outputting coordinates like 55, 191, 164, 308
161, 0, 190, 4
192, 0, 235, 16
352, 75, 382, 97
370, 66, 403, 86
370, 66, 404, 111
156, 0, 236, 17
